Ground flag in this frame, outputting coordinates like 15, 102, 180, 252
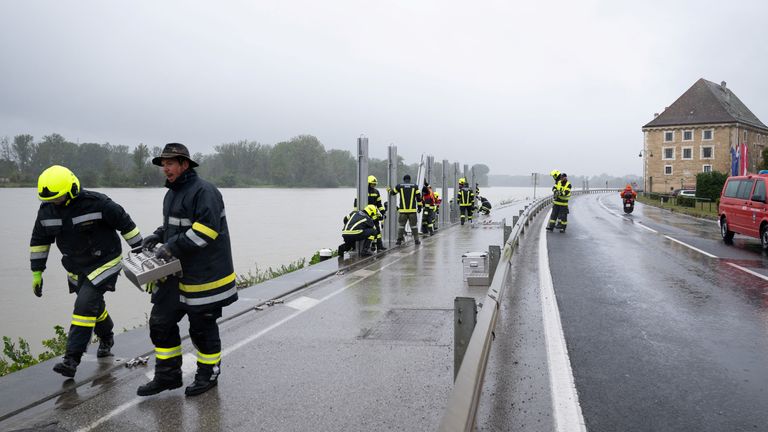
740, 143, 748, 175
731, 145, 739, 176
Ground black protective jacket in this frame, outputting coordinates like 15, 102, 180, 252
390, 183, 422, 213
30, 190, 142, 291
154, 169, 237, 311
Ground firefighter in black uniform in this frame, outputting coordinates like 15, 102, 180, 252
30, 165, 143, 377
457, 177, 475, 225
387, 174, 423, 245
137, 143, 238, 397
367, 175, 387, 252
547, 171, 572, 232
338, 204, 378, 257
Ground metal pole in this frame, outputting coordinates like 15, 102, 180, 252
356, 136, 369, 255
426, 155, 434, 185
532, 173, 537, 199
386, 145, 398, 248
442, 159, 449, 228
453, 162, 460, 223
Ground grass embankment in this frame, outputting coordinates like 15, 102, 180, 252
636, 194, 718, 220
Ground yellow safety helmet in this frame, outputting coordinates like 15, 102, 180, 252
434, 191, 440, 198
459, 177, 467, 185
368, 175, 377, 186
38, 165, 80, 202
364, 204, 378, 217
550, 169, 561, 181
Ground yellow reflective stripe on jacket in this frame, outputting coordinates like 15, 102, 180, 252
95, 309, 109, 322
343, 218, 367, 235
179, 272, 236, 293
192, 222, 218, 240
71, 314, 97, 328
87, 256, 122, 285
30, 244, 51, 260
122, 227, 140, 241
155, 345, 182, 360
196, 351, 222, 365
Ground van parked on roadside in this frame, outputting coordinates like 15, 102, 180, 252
719, 172, 768, 250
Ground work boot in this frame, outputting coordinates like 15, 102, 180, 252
395, 239, 403, 246
461, 219, 465, 226
185, 364, 220, 397
545, 226, 554, 231
137, 377, 183, 396
415, 240, 421, 245
53, 356, 79, 378
360, 240, 373, 256
376, 240, 387, 251
337, 244, 345, 256
97, 336, 114, 358
560, 228, 566, 233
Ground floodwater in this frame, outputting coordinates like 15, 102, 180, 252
0, 186, 537, 352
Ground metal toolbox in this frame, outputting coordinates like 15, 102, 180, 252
121, 246, 182, 290
462, 251, 489, 286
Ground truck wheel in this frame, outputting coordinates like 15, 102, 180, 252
761, 225, 768, 251
720, 218, 734, 243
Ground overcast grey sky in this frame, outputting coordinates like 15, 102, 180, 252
2, 0, 767, 177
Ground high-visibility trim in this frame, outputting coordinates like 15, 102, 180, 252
67, 272, 79, 285
192, 222, 218, 240
196, 351, 222, 365
186, 229, 208, 247
40, 219, 62, 227
179, 272, 236, 293
95, 309, 109, 322
87, 256, 123, 285
155, 345, 182, 360
72, 212, 102, 225
180, 286, 238, 306
168, 216, 192, 227
71, 314, 97, 328
30, 245, 51, 260
122, 227, 140, 241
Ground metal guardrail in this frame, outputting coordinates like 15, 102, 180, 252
437, 188, 613, 432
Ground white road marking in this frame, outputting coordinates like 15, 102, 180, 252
727, 262, 768, 282
76, 250, 417, 432
597, 195, 658, 233
539, 219, 587, 432
663, 235, 718, 258
285, 296, 321, 311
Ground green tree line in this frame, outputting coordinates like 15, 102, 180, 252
0, 133, 490, 188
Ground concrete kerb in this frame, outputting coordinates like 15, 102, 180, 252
0, 219, 460, 424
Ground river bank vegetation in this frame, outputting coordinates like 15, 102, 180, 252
0, 133, 489, 188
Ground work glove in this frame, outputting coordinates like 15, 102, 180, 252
154, 244, 173, 261
386, 186, 392, 194
417, 207, 422, 213
32, 271, 43, 298
142, 233, 161, 251
144, 280, 156, 294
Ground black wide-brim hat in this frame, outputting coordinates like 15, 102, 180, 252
151, 143, 199, 168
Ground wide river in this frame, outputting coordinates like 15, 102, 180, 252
0, 186, 537, 352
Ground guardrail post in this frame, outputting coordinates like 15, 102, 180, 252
512, 215, 519, 226
454, 297, 478, 380
488, 245, 500, 284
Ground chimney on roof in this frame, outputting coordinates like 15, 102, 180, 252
653, 113, 659, 117
721, 81, 727, 89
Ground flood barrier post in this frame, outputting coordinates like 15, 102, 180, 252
454, 296, 477, 380
386, 145, 398, 248
356, 136, 369, 255
442, 159, 449, 228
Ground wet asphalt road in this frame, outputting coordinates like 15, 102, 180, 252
5, 194, 768, 432
551, 194, 768, 431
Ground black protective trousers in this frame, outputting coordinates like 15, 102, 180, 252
66, 277, 114, 362
547, 205, 569, 229
149, 278, 223, 381
460, 206, 474, 223
340, 228, 377, 253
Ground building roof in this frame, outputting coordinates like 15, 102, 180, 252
643, 78, 768, 131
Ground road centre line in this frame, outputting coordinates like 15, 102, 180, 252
539, 218, 587, 432
727, 262, 768, 282
76, 249, 417, 432
663, 235, 718, 258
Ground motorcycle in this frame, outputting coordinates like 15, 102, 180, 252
622, 192, 635, 214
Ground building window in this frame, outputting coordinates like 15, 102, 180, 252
683, 130, 693, 141
664, 165, 673, 175
702, 129, 713, 140
664, 131, 674, 142
703, 165, 712, 173
701, 146, 713, 159
682, 147, 693, 160
662, 147, 675, 160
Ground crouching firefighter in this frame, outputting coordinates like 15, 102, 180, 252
30, 165, 143, 377
547, 171, 572, 232
339, 204, 379, 257
137, 143, 238, 397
